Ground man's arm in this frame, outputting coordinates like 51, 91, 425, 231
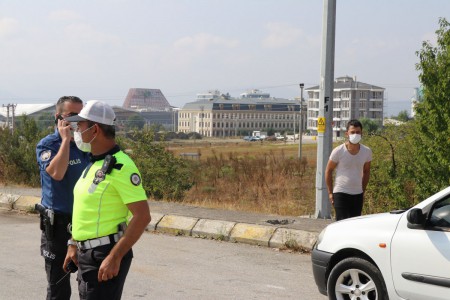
362, 161, 371, 193
325, 160, 337, 205
46, 120, 72, 181
97, 200, 151, 282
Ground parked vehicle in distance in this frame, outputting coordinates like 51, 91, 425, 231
249, 136, 262, 141
274, 133, 285, 141
312, 186, 450, 300
243, 136, 251, 141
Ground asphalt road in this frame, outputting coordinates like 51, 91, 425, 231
0, 209, 327, 299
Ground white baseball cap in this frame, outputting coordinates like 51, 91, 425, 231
66, 100, 115, 125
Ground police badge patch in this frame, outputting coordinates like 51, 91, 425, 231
130, 173, 141, 186
40, 150, 52, 162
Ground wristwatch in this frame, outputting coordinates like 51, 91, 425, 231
67, 238, 77, 247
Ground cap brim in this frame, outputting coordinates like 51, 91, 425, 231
64, 115, 88, 122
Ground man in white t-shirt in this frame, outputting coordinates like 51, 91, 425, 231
325, 119, 372, 221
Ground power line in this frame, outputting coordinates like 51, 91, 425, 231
0, 82, 419, 103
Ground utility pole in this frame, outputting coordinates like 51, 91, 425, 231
293, 109, 296, 142
298, 83, 304, 159
315, 0, 336, 219
2, 103, 17, 133
2, 104, 10, 129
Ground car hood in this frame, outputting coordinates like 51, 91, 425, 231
317, 212, 404, 253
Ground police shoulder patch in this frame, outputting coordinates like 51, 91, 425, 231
130, 173, 141, 186
40, 150, 52, 162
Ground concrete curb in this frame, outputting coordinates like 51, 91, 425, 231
229, 223, 277, 247
0, 193, 21, 209
156, 214, 199, 236
14, 195, 40, 211
269, 228, 318, 250
2, 192, 319, 251
192, 219, 236, 241
147, 212, 165, 231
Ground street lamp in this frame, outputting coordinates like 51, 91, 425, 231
298, 83, 305, 159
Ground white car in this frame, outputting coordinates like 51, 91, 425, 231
312, 186, 450, 300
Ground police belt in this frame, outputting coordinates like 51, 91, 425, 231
77, 233, 120, 251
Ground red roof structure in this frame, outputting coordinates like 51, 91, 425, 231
123, 88, 171, 111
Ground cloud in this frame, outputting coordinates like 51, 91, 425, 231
0, 17, 19, 38
49, 10, 81, 22
173, 33, 239, 52
64, 23, 121, 45
262, 22, 303, 48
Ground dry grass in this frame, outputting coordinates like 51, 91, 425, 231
167, 138, 318, 216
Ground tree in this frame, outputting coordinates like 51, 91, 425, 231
413, 18, 450, 198
0, 115, 42, 186
35, 112, 55, 131
266, 127, 275, 137
359, 118, 380, 134
128, 129, 193, 200
126, 114, 145, 130
363, 123, 419, 212
396, 110, 410, 122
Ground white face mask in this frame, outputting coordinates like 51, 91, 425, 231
349, 133, 362, 144
74, 125, 96, 152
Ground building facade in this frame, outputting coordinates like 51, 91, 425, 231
305, 76, 385, 136
123, 88, 172, 111
178, 90, 301, 137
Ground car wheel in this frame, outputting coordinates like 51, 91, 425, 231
327, 257, 388, 300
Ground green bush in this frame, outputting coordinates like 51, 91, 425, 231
126, 129, 193, 200
0, 115, 47, 186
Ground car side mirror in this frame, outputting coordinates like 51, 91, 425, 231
407, 208, 425, 228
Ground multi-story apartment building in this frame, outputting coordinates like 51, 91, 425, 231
178, 90, 302, 137
305, 76, 385, 137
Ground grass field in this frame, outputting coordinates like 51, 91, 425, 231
166, 138, 320, 216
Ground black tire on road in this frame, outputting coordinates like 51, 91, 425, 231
327, 257, 388, 300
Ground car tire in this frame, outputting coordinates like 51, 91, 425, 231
327, 257, 388, 300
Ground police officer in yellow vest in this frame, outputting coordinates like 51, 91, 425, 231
64, 100, 151, 300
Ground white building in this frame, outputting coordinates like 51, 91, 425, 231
305, 76, 385, 136
410, 87, 423, 118
178, 90, 302, 137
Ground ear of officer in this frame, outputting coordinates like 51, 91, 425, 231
87, 123, 116, 155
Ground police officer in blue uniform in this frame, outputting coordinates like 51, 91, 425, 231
36, 96, 89, 300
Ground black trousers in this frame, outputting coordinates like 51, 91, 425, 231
77, 243, 133, 300
333, 192, 364, 221
40, 215, 72, 300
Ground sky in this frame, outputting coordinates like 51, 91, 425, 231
1, 0, 449, 117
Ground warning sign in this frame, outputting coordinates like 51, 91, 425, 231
317, 117, 326, 133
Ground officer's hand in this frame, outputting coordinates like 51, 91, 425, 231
63, 245, 78, 273
57, 119, 72, 142
329, 193, 334, 205
98, 254, 120, 282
